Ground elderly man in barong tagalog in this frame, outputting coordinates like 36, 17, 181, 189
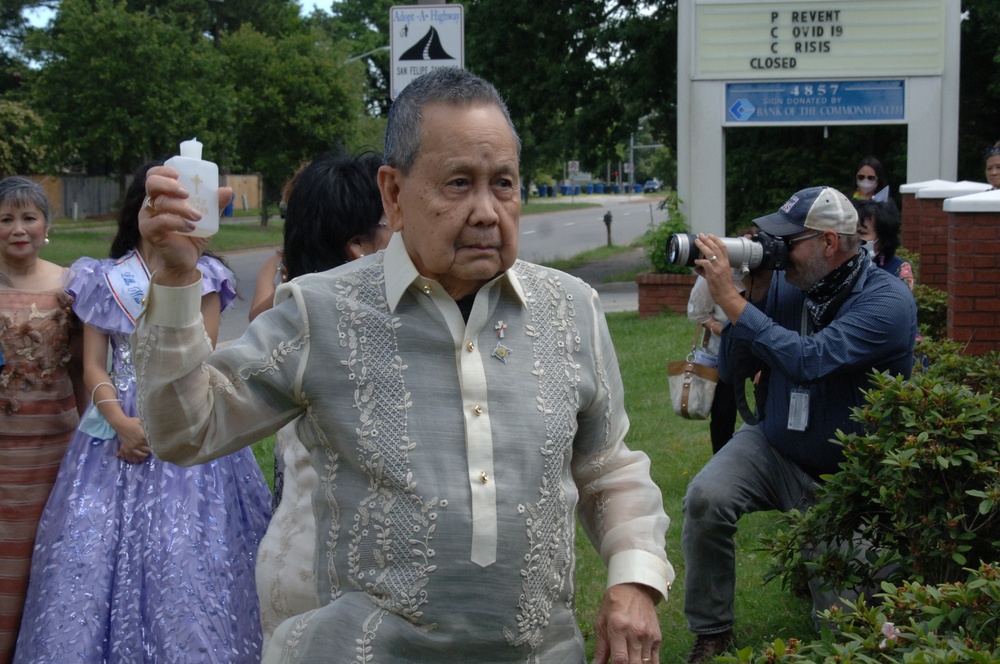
132, 67, 674, 664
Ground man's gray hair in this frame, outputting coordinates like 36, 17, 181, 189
838, 233, 861, 254
0, 176, 51, 227
384, 68, 521, 173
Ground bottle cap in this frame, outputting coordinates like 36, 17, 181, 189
179, 138, 203, 160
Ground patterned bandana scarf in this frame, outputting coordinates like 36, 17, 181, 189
804, 249, 866, 329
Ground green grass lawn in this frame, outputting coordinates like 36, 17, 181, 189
572, 312, 814, 660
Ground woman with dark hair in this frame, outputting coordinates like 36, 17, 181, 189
851, 155, 891, 201
249, 150, 388, 320
15, 163, 272, 663
0, 176, 85, 663
250, 148, 390, 651
853, 197, 913, 290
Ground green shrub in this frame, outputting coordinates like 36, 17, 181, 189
764, 365, 1000, 596
721, 564, 1000, 663
744, 342, 1000, 661
643, 190, 692, 274
913, 339, 1000, 396
913, 284, 948, 341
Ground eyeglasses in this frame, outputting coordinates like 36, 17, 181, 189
856, 174, 878, 182
784, 231, 823, 247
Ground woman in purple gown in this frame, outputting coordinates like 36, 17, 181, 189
14, 163, 271, 663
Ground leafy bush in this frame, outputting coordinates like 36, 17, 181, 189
764, 363, 1000, 597
914, 339, 1000, 396
721, 564, 1000, 663
744, 342, 1000, 661
913, 284, 948, 341
643, 190, 691, 274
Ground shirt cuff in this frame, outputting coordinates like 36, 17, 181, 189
607, 550, 676, 602
146, 276, 204, 328
731, 303, 768, 342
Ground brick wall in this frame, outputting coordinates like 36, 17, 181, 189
636, 273, 697, 318
900, 193, 921, 258
947, 208, 1000, 354
913, 195, 952, 291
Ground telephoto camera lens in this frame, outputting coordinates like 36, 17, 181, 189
666, 232, 788, 272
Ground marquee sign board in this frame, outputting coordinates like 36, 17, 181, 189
694, 0, 946, 79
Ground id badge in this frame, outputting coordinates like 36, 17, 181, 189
787, 388, 810, 431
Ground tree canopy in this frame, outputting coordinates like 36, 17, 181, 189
1, 0, 997, 216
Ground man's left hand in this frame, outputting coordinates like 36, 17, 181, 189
592, 583, 661, 664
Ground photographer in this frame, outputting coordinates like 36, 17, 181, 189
680, 186, 917, 663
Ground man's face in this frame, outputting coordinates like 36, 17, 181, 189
380, 102, 521, 300
782, 230, 831, 291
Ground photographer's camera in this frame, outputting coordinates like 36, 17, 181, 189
667, 232, 788, 273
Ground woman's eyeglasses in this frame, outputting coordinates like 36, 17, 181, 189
856, 174, 878, 182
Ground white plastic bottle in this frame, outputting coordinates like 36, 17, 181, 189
165, 138, 219, 237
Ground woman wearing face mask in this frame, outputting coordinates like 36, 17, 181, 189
985, 141, 1000, 190
851, 155, 890, 201
853, 198, 913, 290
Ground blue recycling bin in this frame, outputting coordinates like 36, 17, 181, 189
585, 184, 594, 194
538, 184, 547, 197
596, 184, 604, 194
574, 185, 581, 196
223, 197, 234, 217
613, 185, 620, 194
633, 184, 643, 193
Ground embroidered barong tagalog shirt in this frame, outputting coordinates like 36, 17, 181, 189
134, 234, 674, 663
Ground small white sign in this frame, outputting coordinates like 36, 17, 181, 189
624, 162, 633, 173
568, 160, 580, 174
390, 4, 465, 100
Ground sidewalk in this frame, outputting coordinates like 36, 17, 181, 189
562, 246, 648, 313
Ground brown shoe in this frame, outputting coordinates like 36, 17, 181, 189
686, 629, 734, 663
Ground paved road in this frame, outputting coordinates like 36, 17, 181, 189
218, 195, 660, 344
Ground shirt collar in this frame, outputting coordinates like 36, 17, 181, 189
383, 231, 528, 312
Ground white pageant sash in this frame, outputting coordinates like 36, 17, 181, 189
105, 249, 150, 324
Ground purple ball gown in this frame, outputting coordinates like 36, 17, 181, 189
14, 252, 271, 663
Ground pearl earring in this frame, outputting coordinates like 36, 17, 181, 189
44, 236, 50, 245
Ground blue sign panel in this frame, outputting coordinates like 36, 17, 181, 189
725, 80, 905, 124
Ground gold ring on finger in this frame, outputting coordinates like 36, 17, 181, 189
144, 196, 158, 217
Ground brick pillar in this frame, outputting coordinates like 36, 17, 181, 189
899, 192, 921, 258
902, 182, 992, 291
899, 180, 952, 288
945, 192, 1000, 355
